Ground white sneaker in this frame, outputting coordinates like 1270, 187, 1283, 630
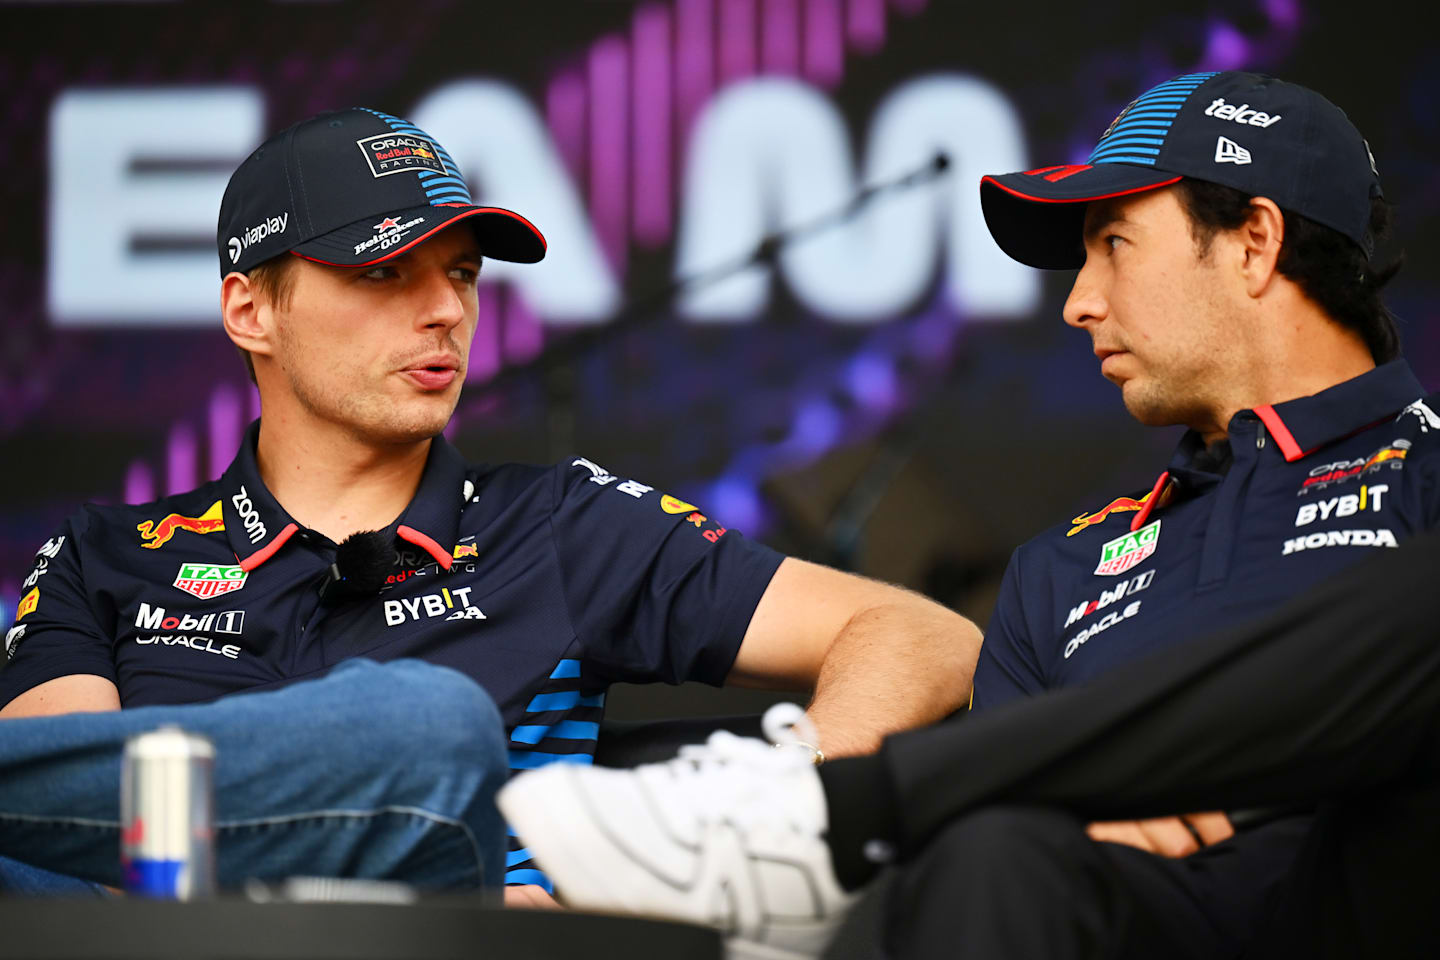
498, 705, 857, 960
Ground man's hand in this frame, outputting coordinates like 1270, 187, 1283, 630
504, 884, 562, 909
1086, 812, 1235, 858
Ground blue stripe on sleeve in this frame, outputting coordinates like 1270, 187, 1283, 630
508, 750, 596, 769
550, 659, 581, 679
505, 869, 554, 892
511, 720, 600, 744
525, 690, 604, 712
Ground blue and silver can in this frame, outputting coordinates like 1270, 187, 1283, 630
120, 725, 216, 899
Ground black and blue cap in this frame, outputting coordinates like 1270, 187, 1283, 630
980, 71, 1383, 269
217, 107, 546, 277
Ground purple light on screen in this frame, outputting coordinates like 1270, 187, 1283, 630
787, 398, 843, 457
719, 0, 757, 85
167, 422, 197, 495
890, 0, 928, 14
503, 291, 544, 365
1199, 21, 1250, 71
675, 0, 715, 144
124, 460, 156, 505
1264, 0, 1300, 28
468, 284, 501, 382
633, 4, 673, 246
208, 383, 242, 480
762, 0, 800, 75
247, 385, 262, 424
589, 35, 630, 274
546, 71, 588, 185
443, 417, 459, 442
909, 308, 958, 361
803, 0, 843, 87
846, 0, 884, 53
846, 353, 898, 412
707, 477, 764, 534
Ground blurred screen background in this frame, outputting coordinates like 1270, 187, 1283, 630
1, 0, 1435, 716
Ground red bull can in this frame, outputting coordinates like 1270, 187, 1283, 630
120, 726, 217, 899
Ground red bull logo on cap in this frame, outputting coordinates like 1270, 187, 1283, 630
137, 501, 225, 550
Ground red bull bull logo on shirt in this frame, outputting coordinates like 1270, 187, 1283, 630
137, 501, 225, 550
1067, 492, 1155, 537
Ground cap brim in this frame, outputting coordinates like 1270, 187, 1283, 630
291, 204, 547, 268
980, 165, 1182, 269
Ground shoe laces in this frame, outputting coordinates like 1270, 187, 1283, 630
659, 704, 821, 835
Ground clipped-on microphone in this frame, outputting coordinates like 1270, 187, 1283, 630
317, 529, 395, 605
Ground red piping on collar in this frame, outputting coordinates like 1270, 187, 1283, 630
238, 523, 299, 572
1129, 471, 1171, 532
398, 525, 453, 570
1253, 405, 1311, 462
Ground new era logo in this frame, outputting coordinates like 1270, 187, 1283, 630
1214, 137, 1251, 165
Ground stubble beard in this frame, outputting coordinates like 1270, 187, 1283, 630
275, 331, 456, 446
1119, 359, 1219, 432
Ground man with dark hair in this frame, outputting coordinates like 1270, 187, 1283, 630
0, 107, 979, 897
502, 71, 1439, 959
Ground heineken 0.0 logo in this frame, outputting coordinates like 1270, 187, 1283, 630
173, 562, 248, 600
1094, 519, 1161, 576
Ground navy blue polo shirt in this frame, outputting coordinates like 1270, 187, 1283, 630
974, 359, 1440, 704
2, 423, 783, 887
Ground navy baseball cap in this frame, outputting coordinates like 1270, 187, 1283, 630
217, 107, 546, 277
980, 72, 1383, 269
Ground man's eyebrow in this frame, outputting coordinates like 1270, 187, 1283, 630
1083, 212, 1131, 242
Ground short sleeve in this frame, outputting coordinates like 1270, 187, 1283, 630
970, 547, 1047, 712
0, 513, 116, 709
548, 458, 784, 687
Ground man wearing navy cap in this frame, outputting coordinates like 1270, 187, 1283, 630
0, 108, 979, 898
503, 72, 1440, 958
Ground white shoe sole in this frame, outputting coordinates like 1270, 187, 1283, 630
727, 937, 827, 960
502, 767, 835, 960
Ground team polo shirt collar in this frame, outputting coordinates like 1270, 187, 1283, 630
392, 433, 469, 571
219, 421, 467, 572
1248, 360, 1426, 462
220, 423, 301, 571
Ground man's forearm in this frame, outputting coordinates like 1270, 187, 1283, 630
805, 596, 980, 757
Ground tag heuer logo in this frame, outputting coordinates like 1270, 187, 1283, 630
1094, 520, 1161, 576
173, 562, 248, 600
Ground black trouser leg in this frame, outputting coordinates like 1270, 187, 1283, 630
880, 529, 1440, 846
885, 807, 1251, 960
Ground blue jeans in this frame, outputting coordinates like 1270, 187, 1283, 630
0, 659, 507, 893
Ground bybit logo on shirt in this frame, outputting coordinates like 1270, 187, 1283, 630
383, 586, 486, 626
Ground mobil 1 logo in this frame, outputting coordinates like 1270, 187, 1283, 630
133, 602, 244, 660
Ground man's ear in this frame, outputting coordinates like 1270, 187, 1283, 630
1236, 196, 1286, 298
221, 272, 274, 358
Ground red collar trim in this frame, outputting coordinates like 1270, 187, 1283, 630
1253, 405, 1310, 462
238, 523, 299, 572
1129, 471, 1172, 532
398, 525, 453, 570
